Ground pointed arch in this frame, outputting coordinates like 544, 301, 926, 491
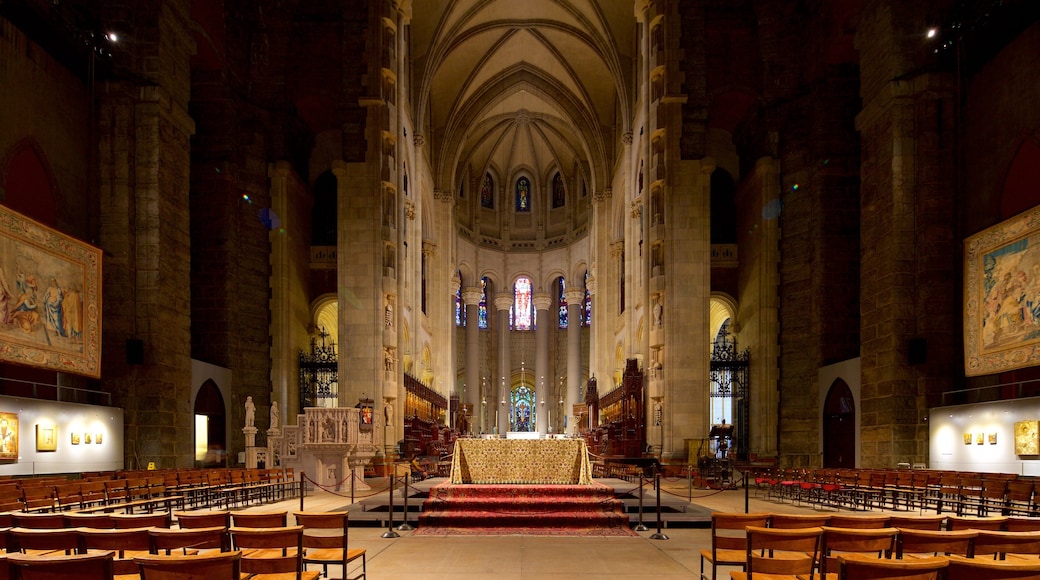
1, 137, 59, 225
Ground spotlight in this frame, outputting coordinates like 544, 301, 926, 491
926, 28, 938, 39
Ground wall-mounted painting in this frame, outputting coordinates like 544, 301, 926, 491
989, 432, 998, 445
1016, 420, 1039, 455
35, 424, 56, 452
0, 412, 18, 459
965, 205, 1040, 376
964, 433, 973, 445
976, 432, 985, 445
0, 205, 102, 378
71, 432, 80, 445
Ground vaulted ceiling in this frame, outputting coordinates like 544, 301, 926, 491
410, 0, 635, 199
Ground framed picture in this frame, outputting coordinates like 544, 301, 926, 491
989, 432, 998, 445
976, 432, 985, 445
0, 205, 102, 378
0, 412, 19, 459
1015, 420, 1039, 455
71, 432, 80, 445
35, 424, 57, 452
84, 433, 92, 444
964, 433, 972, 445
95, 432, 102, 445
965, 206, 1040, 376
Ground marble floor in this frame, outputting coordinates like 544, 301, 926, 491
233, 477, 910, 580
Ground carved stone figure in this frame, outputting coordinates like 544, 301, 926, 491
244, 396, 256, 428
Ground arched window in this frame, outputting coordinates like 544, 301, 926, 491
552, 172, 565, 208
478, 277, 489, 329
558, 277, 568, 328
455, 271, 464, 326
583, 271, 592, 327
481, 173, 494, 209
515, 176, 531, 212
510, 384, 535, 432
513, 276, 533, 330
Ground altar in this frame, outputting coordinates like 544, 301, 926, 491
449, 438, 593, 485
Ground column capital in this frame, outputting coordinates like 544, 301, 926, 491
609, 241, 625, 259
461, 287, 482, 306
494, 293, 513, 311
586, 274, 597, 295
533, 293, 552, 311
413, 134, 425, 148
564, 289, 586, 304
594, 187, 613, 203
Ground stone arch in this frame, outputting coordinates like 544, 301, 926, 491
710, 292, 738, 342
194, 379, 226, 467
822, 378, 856, 469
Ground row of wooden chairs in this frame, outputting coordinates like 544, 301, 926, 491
0, 510, 365, 579
700, 512, 1040, 580
751, 467, 1040, 516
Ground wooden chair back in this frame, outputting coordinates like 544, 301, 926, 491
149, 526, 231, 554
63, 513, 114, 529
699, 512, 771, 580
819, 526, 898, 577
972, 530, 1040, 560
1006, 517, 1040, 532
885, 515, 946, 530
895, 528, 976, 558
826, 515, 891, 529
6, 550, 115, 579
744, 525, 822, 577
135, 550, 242, 579
837, 555, 947, 580
947, 554, 1040, 579
11, 513, 64, 530
229, 525, 305, 577
293, 511, 365, 579
8, 527, 82, 555
770, 513, 832, 528
230, 510, 287, 528
945, 515, 1008, 531
112, 512, 171, 529
77, 527, 153, 576
174, 510, 230, 529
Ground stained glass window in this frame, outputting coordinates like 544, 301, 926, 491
583, 271, 592, 327
455, 271, 465, 327
481, 173, 494, 209
510, 384, 535, 432
558, 277, 568, 328
513, 276, 533, 330
552, 172, 565, 208
478, 277, 489, 329
515, 176, 531, 212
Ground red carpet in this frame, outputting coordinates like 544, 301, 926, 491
414, 482, 636, 536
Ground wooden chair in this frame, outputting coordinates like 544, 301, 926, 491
836, 555, 947, 580
11, 513, 64, 529
947, 554, 1040, 578
895, 528, 977, 559
149, 525, 230, 555
817, 526, 899, 580
731, 525, 822, 580
972, 530, 1040, 560
699, 512, 771, 580
231, 510, 287, 528
294, 511, 367, 580
1006, 517, 1040, 532
7, 527, 82, 555
111, 512, 171, 529
64, 512, 115, 529
825, 515, 890, 529
6, 550, 115, 580
946, 515, 1008, 531
77, 526, 154, 576
173, 510, 230, 529
229, 525, 319, 580
135, 550, 242, 579
885, 515, 946, 531
770, 514, 832, 528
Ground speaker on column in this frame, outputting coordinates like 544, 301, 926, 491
126, 338, 144, 365
908, 338, 927, 365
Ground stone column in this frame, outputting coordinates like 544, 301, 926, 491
533, 292, 551, 436
462, 286, 482, 434
495, 293, 513, 435
565, 288, 585, 434
609, 240, 626, 385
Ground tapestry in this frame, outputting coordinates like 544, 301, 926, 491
0, 412, 18, 459
0, 205, 102, 378
964, 206, 1040, 376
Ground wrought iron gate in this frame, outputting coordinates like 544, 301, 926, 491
298, 327, 338, 411
710, 333, 750, 461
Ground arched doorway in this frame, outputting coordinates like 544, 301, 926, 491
823, 379, 855, 468
194, 380, 227, 467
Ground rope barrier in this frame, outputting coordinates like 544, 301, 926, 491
300, 472, 394, 500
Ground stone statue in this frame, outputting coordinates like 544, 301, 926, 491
384, 348, 394, 371
244, 396, 255, 428
385, 301, 394, 328
384, 401, 394, 426
653, 297, 663, 327
270, 401, 279, 430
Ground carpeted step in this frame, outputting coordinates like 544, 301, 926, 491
415, 482, 636, 536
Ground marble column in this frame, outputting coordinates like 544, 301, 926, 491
495, 293, 513, 435
462, 287, 482, 434
533, 293, 551, 436
565, 288, 585, 435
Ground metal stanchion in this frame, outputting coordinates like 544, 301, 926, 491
382, 470, 400, 538
351, 469, 356, 504
299, 471, 305, 512
634, 474, 648, 532
744, 467, 749, 513
649, 472, 668, 540
396, 469, 414, 531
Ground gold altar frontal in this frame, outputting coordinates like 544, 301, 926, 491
449, 438, 594, 485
